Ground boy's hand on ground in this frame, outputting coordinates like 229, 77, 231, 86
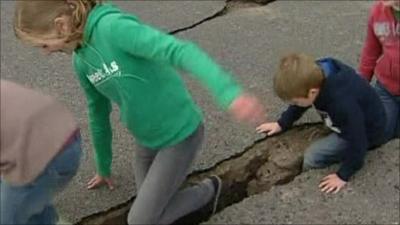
319, 174, 347, 194
256, 122, 282, 135
87, 174, 115, 190
229, 94, 266, 126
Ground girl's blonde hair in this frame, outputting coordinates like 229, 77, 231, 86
14, 0, 102, 43
274, 53, 324, 101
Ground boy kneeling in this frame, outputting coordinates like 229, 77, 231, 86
257, 53, 386, 193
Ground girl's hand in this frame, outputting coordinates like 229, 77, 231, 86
256, 122, 282, 136
229, 93, 266, 126
319, 173, 347, 194
87, 174, 115, 190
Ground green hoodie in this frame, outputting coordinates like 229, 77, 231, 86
73, 3, 243, 176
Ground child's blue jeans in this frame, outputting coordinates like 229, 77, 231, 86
374, 81, 400, 141
303, 132, 386, 171
0, 133, 82, 225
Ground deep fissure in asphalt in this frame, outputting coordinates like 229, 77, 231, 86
76, 123, 330, 225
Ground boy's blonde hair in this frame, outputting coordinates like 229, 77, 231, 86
274, 53, 324, 101
14, 0, 102, 43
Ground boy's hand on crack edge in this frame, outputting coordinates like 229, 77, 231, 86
256, 122, 282, 135
319, 173, 347, 194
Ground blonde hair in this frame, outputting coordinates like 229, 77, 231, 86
274, 53, 324, 101
14, 0, 102, 43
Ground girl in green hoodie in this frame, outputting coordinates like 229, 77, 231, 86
14, 0, 265, 224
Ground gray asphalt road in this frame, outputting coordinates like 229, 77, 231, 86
113, 0, 226, 32
1, 0, 399, 224
207, 141, 400, 224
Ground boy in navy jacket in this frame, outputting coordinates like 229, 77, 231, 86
257, 53, 386, 193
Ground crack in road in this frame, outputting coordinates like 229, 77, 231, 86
76, 123, 330, 225
169, 5, 228, 35
170, 0, 275, 35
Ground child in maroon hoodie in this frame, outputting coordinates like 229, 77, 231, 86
359, 0, 400, 141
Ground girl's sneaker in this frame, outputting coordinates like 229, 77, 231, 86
208, 175, 222, 215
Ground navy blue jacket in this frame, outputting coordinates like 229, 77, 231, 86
277, 58, 386, 181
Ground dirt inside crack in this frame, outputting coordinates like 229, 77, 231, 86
76, 123, 330, 225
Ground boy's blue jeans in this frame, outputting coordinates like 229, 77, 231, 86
303, 132, 386, 171
374, 81, 400, 141
0, 134, 82, 225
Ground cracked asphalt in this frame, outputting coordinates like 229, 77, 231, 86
1, 0, 399, 224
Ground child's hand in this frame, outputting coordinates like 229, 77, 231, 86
229, 93, 266, 126
87, 174, 115, 190
319, 173, 347, 194
256, 122, 282, 135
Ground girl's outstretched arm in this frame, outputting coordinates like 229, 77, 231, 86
110, 16, 265, 124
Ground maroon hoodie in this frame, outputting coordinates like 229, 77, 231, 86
359, 0, 400, 95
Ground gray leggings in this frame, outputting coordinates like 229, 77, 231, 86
128, 124, 215, 225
